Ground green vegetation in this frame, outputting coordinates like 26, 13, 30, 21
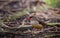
2, 10, 28, 22
10, 10, 28, 20
45, 0, 60, 8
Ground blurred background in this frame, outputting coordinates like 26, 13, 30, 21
0, 0, 60, 38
